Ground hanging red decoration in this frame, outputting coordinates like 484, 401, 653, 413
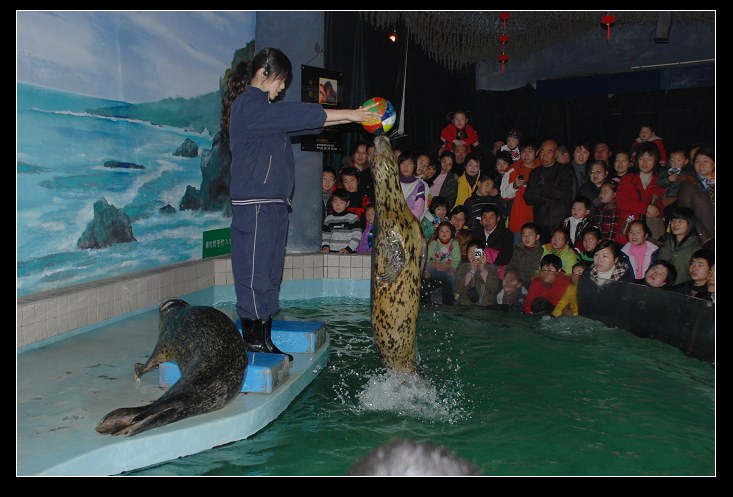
498, 12, 510, 76
601, 12, 616, 42
498, 53, 509, 75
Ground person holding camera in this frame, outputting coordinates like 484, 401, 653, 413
453, 240, 501, 306
470, 204, 514, 267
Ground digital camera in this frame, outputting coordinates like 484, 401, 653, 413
474, 248, 484, 259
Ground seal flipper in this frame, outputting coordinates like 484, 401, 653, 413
96, 406, 148, 435
375, 231, 406, 285
119, 401, 187, 437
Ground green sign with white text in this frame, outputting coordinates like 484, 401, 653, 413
202, 227, 231, 258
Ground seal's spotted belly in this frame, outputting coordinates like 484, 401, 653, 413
370, 136, 425, 373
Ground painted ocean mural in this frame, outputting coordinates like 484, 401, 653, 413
17, 11, 258, 297
17, 83, 226, 296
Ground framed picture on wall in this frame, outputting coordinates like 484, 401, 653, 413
301, 65, 343, 153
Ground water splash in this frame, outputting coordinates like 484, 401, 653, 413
355, 369, 470, 424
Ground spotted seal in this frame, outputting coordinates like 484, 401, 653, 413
369, 135, 425, 374
95, 298, 247, 437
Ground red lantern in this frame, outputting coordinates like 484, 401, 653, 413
499, 11, 510, 30
498, 34, 510, 44
601, 12, 616, 42
498, 53, 509, 75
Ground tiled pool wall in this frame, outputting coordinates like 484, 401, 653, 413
16, 254, 372, 350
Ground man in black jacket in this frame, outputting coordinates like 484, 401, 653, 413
470, 204, 514, 266
524, 139, 577, 243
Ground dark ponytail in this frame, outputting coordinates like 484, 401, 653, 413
220, 61, 251, 137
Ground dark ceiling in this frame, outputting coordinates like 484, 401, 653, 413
361, 11, 715, 69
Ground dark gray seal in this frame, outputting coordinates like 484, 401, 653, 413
95, 298, 247, 437
370, 136, 425, 374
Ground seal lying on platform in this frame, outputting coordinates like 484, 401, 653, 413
370, 136, 425, 374
96, 298, 247, 437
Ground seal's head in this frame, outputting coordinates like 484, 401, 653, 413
371, 136, 398, 184
159, 298, 190, 319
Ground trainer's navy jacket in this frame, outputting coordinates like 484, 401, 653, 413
229, 86, 327, 206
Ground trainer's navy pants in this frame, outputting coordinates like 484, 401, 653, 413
231, 203, 289, 321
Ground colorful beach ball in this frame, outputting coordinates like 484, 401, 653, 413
361, 97, 396, 135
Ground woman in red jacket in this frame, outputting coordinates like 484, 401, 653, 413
616, 142, 665, 244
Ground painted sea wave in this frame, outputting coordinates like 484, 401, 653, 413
17, 83, 226, 297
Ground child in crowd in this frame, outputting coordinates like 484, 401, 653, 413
506, 222, 543, 285
562, 196, 592, 251
500, 128, 521, 163
322, 188, 362, 254
322, 168, 336, 221
453, 240, 501, 306
440, 110, 479, 153
356, 204, 376, 255
657, 148, 693, 208
621, 220, 659, 279
494, 150, 513, 180
455, 153, 482, 207
541, 227, 579, 273
523, 254, 572, 315
463, 175, 506, 229
339, 166, 372, 219
657, 207, 702, 286
588, 239, 633, 282
340, 141, 374, 198
577, 226, 602, 263
492, 268, 528, 311
635, 260, 677, 289
551, 261, 589, 317
592, 180, 621, 243
670, 249, 714, 298
425, 221, 461, 281
422, 196, 450, 240
631, 122, 667, 164
398, 153, 429, 222
578, 160, 609, 203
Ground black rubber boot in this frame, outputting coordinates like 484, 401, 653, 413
260, 318, 293, 361
241, 318, 268, 354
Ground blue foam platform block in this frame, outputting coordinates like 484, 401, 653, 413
159, 352, 290, 394
234, 319, 327, 353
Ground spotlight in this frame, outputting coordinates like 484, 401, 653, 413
388, 28, 397, 43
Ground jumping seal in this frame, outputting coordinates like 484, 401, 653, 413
96, 298, 247, 437
370, 135, 425, 374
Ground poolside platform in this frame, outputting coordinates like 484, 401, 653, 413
17, 303, 330, 476
17, 254, 372, 476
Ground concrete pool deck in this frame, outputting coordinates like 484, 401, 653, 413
17, 310, 329, 476
16, 254, 370, 476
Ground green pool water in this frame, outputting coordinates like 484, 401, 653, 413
128, 298, 715, 476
